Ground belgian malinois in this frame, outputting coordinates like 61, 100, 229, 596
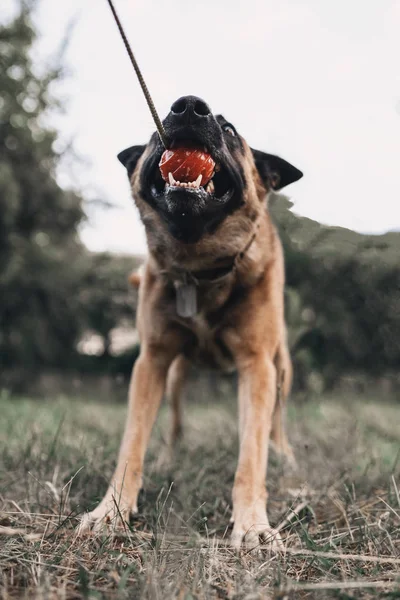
80, 95, 303, 550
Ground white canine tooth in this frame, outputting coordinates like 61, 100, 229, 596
207, 180, 215, 193
195, 174, 202, 187
168, 172, 175, 186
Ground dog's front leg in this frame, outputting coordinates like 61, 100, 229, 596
79, 347, 171, 532
231, 352, 283, 552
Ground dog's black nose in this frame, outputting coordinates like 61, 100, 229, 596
170, 96, 212, 123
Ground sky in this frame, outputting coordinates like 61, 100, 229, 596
4, 0, 400, 255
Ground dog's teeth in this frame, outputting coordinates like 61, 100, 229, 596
206, 180, 215, 193
195, 174, 202, 187
168, 172, 175, 186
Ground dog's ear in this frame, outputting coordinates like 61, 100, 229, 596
117, 145, 146, 177
251, 149, 303, 190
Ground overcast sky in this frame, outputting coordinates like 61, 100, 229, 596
4, 0, 400, 254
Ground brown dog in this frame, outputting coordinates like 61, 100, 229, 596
80, 96, 302, 550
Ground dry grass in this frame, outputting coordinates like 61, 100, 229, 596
0, 387, 399, 599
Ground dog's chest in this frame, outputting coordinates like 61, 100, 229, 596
161, 269, 240, 371
180, 311, 235, 372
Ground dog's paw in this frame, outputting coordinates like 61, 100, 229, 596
78, 496, 136, 535
231, 512, 283, 554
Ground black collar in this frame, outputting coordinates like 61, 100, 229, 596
162, 228, 258, 286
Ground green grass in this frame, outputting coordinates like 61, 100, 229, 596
0, 389, 399, 599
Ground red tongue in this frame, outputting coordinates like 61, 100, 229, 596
159, 147, 215, 185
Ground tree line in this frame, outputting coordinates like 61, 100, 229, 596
1, 3, 399, 393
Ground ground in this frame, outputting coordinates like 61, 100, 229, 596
0, 386, 399, 599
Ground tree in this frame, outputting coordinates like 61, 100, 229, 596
0, 2, 86, 371
270, 193, 400, 390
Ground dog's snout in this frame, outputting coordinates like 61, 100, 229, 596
171, 97, 188, 115
193, 99, 211, 117
163, 95, 222, 150
169, 96, 212, 124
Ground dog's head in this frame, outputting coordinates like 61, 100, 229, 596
118, 95, 303, 243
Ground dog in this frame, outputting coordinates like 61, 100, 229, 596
80, 96, 303, 550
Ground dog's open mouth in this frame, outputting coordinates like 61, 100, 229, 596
149, 140, 235, 206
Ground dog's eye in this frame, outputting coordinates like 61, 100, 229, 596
223, 124, 236, 137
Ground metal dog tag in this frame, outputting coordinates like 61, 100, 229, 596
176, 283, 197, 318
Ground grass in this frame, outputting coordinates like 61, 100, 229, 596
0, 387, 399, 599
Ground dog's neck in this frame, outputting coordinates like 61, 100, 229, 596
132, 157, 275, 288
142, 196, 275, 296
158, 224, 258, 284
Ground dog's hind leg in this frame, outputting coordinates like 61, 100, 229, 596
166, 354, 189, 448
270, 338, 296, 465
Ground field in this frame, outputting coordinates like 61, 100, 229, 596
0, 387, 399, 599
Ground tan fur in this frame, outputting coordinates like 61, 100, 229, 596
128, 271, 141, 288
80, 137, 294, 551
166, 354, 188, 446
